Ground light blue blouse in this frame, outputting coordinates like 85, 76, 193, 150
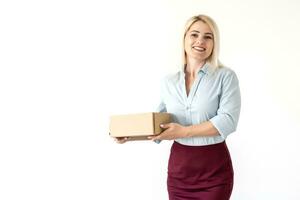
156, 63, 241, 146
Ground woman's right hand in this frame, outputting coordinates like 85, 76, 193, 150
113, 137, 128, 144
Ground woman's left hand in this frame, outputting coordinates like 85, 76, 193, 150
148, 123, 188, 141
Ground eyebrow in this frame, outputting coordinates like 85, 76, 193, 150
190, 30, 213, 36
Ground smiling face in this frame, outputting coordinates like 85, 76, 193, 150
184, 20, 214, 63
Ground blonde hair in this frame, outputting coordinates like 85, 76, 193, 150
182, 14, 223, 69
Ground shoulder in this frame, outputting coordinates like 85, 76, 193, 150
214, 66, 237, 76
212, 66, 239, 81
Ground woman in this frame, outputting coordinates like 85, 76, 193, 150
115, 14, 241, 200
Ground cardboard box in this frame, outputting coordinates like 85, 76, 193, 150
109, 112, 172, 140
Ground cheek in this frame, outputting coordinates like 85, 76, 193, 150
184, 38, 189, 47
184, 41, 191, 52
184, 36, 194, 47
207, 42, 214, 53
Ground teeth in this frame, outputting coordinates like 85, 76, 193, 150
193, 46, 205, 51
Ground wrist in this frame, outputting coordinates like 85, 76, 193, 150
184, 125, 193, 137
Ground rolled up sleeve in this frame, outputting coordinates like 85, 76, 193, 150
156, 101, 167, 113
209, 71, 241, 139
156, 78, 167, 113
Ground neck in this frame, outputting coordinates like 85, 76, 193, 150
185, 58, 206, 77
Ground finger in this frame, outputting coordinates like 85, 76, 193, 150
150, 135, 162, 141
115, 137, 128, 144
147, 136, 154, 140
160, 123, 171, 129
148, 136, 159, 140
117, 139, 126, 144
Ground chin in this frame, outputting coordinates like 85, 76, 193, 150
193, 55, 209, 61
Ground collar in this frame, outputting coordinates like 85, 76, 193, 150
199, 62, 211, 75
181, 62, 212, 77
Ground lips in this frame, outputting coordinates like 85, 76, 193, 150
192, 46, 206, 52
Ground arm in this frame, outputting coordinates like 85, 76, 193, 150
149, 121, 218, 140
209, 70, 241, 139
185, 121, 219, 137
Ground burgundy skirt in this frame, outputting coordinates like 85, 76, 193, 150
167, 141, 234, 200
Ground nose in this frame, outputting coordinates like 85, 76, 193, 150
196, 37, 204, 44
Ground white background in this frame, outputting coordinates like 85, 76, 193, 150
1, 0, 300, 199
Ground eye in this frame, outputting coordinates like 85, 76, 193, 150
204, 35, 213, 40
191, 33, 198, 38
